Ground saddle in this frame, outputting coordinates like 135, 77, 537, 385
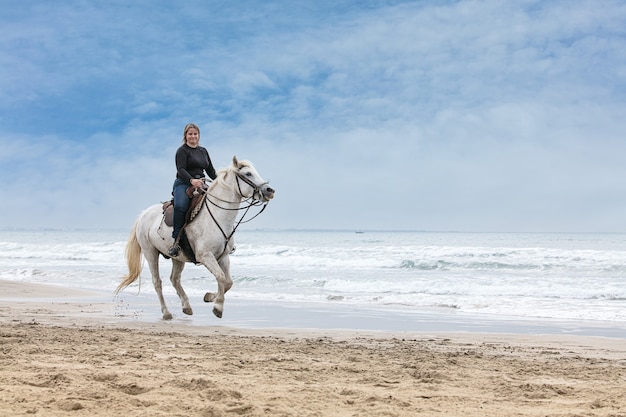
161, 185, 208, 264
162, 185, 208, 228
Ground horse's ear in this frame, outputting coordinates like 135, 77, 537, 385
232, 155, 239, 167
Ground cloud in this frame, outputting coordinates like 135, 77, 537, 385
1, 0, 626, 231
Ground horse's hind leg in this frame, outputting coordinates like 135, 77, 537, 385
169, 259, 192, 315
145, 249, 173, 320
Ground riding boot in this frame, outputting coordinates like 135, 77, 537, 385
168, 245, 180, 257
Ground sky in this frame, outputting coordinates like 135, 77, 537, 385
1, 0, 626, 232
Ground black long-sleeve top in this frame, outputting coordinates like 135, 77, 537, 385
175, 144, 217, 183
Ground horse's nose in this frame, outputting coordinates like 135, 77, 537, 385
263, 186, 275, 200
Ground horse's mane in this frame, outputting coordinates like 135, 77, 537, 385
210, 159, 253, 191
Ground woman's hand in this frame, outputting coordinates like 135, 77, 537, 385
190, 178, 203, 187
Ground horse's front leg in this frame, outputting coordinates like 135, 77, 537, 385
199, 254, 232, 318
169, 259, 192, 315
203, 254, 233, 303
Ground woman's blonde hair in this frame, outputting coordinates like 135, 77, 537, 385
182, 123, 201, 144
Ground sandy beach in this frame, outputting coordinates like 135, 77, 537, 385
1, 280, 625, 416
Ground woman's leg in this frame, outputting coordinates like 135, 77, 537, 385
172, 181, 190, 240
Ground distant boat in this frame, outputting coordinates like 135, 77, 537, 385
355, 230, 365, 234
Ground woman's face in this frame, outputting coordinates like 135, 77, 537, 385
185, 127, 200, 148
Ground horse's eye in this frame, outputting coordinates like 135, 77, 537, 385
246, 172, 252, 177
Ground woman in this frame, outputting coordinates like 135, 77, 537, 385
168, 123, 217, 257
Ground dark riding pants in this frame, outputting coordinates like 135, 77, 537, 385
172, 178, 190, 240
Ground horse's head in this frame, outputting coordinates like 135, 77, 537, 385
231, 156, 275, 203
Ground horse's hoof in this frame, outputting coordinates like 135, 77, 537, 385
183, 307, 193, 315
204, 292, 216, 303
163, 312, 173, 320
212, 308, 223, 319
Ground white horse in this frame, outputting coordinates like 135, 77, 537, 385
115, 156, 275, 319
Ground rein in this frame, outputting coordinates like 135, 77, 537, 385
200, 172, 269, 261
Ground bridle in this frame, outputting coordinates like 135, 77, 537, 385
235, 171, 270, 203
200, 170, 270, 260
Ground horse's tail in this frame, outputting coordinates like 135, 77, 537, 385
115, 220, 143, 294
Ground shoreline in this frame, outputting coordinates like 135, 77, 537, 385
1, 279, 626, 416
1, 279, 625, 349
1, 279, 625, 338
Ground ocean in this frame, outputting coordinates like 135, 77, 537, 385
1, 229, 625, 332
